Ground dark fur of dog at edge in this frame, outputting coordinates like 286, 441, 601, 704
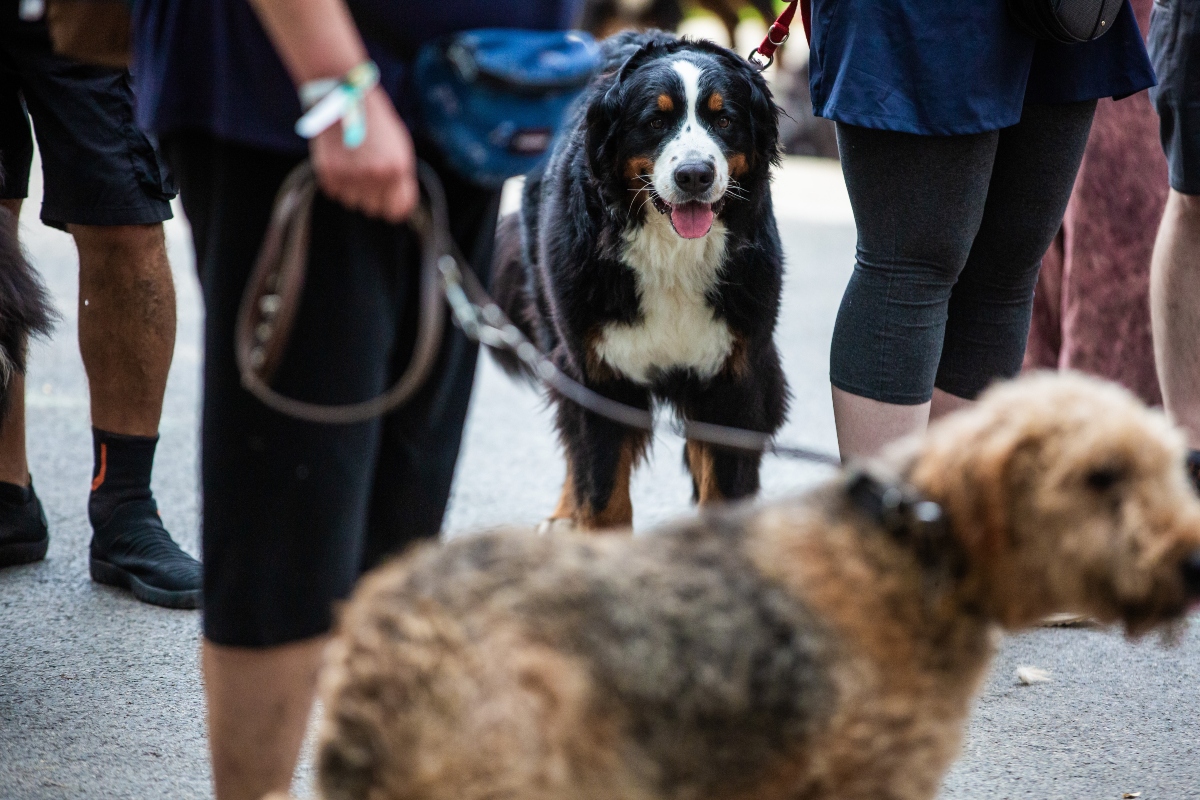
0, 193, 57, 414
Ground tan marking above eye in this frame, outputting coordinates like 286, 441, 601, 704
657, 93, 674, 112
707, 92, 724, 112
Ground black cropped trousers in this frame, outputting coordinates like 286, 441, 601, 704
829, 100, 1096, 405
165, 132, 501, 647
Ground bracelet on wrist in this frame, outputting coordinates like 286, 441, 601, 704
295, 60, 381, 149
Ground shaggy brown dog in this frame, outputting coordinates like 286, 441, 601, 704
307, 373, 1200, 800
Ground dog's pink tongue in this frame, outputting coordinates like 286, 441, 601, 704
670, 202, 714, 239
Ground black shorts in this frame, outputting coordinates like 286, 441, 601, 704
1148, 0, 1200, 195
0, 12, 174, 229
163, 132, 502, 648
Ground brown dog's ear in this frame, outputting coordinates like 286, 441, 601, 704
909, 425, 1031, 559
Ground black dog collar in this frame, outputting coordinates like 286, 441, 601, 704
844, 468, 964, 581
844, 469, 943, 536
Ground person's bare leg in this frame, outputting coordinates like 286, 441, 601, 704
929, 387, 973, 421
831, 386, 930, 462
1151, 189, 1200, 449
68, 223, 175, 435
0, 373, 29, 487
0, 199, 29, 488
71, 222, 199, 607
204, 636, 327, 800
0, 216, 175, 475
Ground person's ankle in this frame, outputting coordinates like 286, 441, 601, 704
0, 467, 31, 488
0, 480, 32, 505
88, 427, 158, 530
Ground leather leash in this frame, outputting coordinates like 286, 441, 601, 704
235, 160, 452, 425
236, 161, 840, 464
748, 0, 810, 70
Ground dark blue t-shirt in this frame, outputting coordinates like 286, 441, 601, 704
809, 0, 1156, 135
132, 0, 583, 153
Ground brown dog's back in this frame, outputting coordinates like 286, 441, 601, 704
317, 518, 835, 800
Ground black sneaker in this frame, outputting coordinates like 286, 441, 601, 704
0, 481, 49, 567
89, 499, 201, 609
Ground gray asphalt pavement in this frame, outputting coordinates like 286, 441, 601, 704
2, 154, 1198, 799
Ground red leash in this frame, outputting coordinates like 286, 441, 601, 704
749, 0, 810, 69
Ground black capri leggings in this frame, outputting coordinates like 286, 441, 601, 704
164, 133, 501, 648
829, 100, 1096, 405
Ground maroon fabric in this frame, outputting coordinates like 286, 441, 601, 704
1023, 0, 1168, 405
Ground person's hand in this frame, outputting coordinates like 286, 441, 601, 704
309, 86, 418, 223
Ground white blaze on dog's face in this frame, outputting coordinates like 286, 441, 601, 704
647, 60, 730, 239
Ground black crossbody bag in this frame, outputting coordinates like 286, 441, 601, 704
1007, 0, 1125, 43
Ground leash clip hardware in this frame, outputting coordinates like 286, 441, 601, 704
747, 48, 773, 71
438, 254, 483, 339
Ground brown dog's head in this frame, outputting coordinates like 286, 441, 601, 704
894, 372, 1200, 635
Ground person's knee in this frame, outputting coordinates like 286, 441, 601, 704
1171, 188, 1200, 222
855, 233, 973, 285
70, 223, 168, 270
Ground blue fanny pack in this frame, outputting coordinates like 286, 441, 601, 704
414, 29, 602, 188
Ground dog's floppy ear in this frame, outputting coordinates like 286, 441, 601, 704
585, 37, 671, 183
747, 70, 780, 167
721, 50, 781, 169
585, 80, 624, 182
909, 425, 1035, 560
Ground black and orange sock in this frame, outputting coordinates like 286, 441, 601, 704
88, 428, 158, 530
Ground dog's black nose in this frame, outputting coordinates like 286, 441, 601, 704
674, 161, 715, 195
1184, 551, 1200, 598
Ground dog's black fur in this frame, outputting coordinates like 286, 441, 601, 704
492, 32, 788, 527
0, 201, 55, 415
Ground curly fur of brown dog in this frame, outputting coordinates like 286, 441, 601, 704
309, 373, 1200, 800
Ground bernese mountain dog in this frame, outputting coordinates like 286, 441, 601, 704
492, 31, 788, 531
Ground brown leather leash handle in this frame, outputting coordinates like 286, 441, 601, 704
235, 159, 451, 425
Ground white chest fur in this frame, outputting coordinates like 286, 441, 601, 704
593, 211, 733, 385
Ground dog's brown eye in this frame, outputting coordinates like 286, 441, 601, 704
716, 117, 730, 129
650, 118, 665, 130
1086, 467, 1124, 491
